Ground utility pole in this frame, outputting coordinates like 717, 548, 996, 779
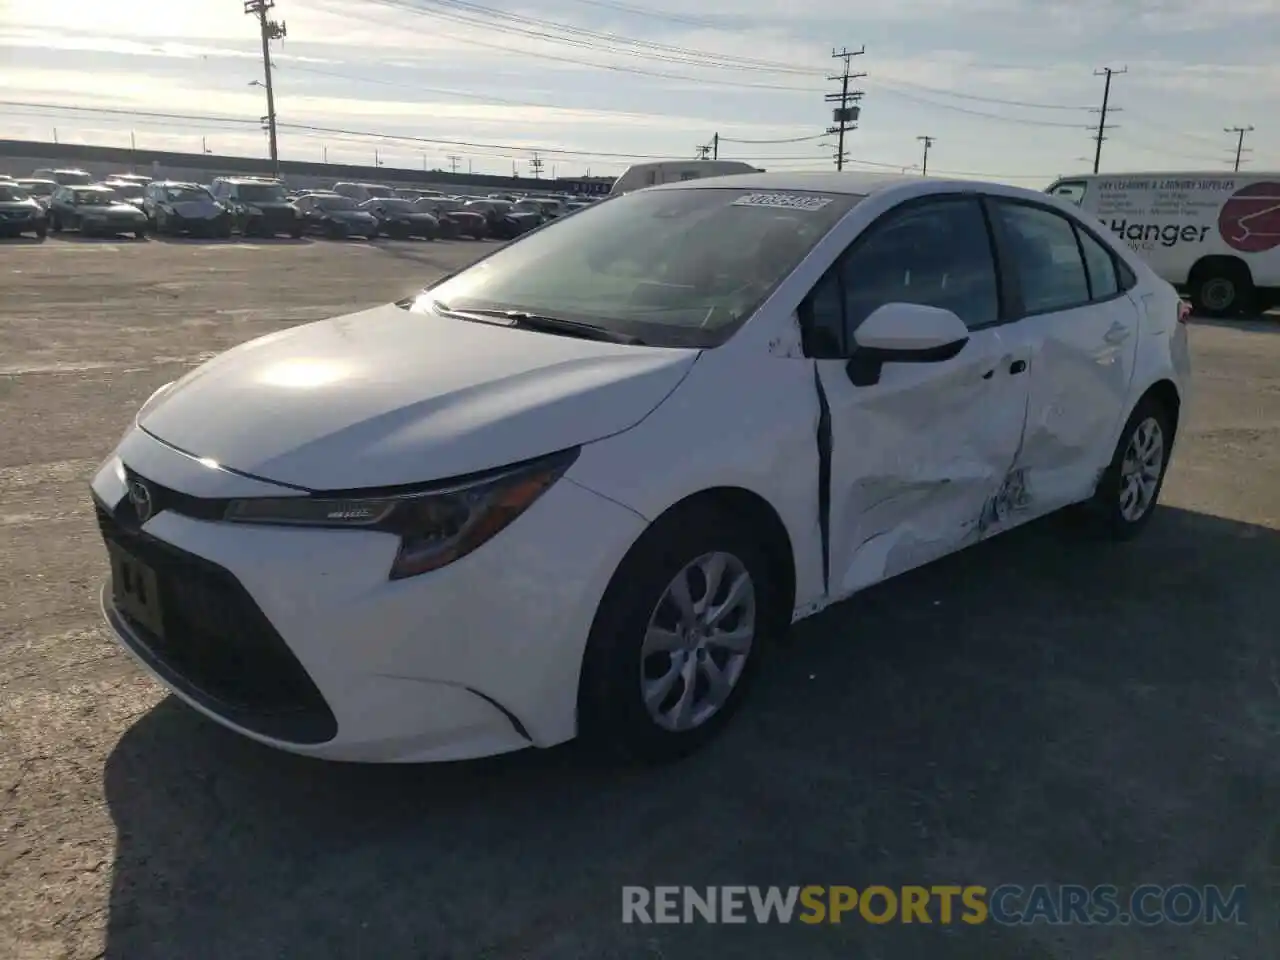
1225, 125, 1254, 172
530, 152, 544, 178
825, 46, 866, 171
917, 135, 935, 175
1091, 66, 1126, 174
712, 132, 718, 159
695, 143, 711, 159
245, 0, 287, 177
447, 155, 460, 174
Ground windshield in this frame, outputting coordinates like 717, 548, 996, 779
0, 184, 30, 201
54, 171, 92, 185
107, 182, 144, 198
423, 186, 859, 348
1047, 180, 1087, 206
16, 181, 54, 196
162, 185, 213, 202
237, 183, 288, 202
427, 198, 462, 212
362, 185, 395, 198
71, 189, 117, 205
314, 195, 358, 211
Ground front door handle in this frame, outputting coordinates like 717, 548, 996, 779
1009, 359, 1027, 375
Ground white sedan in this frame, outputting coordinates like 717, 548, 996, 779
91, 172, 1192, 763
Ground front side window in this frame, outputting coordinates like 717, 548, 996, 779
1047, 180, 1087, 206
1076, 227, 1119, 300
993, 201, 1090, 315
422, 187, 861, 348
825, 196, 999, 348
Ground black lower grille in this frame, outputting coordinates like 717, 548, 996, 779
96, 500, 337, 744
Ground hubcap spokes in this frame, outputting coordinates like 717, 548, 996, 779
1119, 417, 1164, 522
641, 551, 756, 732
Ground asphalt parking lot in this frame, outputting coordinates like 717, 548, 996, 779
1, 235, 1278, 960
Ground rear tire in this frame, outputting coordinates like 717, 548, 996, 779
1192, 263, 1254, 317
1084, 395, 1174, 540
577, 504, 781, 763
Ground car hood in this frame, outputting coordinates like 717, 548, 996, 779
0, 200, 40, 212
83, 202, 144, 215
139, 301, 699, 489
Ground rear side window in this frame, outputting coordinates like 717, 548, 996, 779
1077, 228, 1119, 300
993, 201, 1090, 314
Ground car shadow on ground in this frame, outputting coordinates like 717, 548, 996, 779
101, 506, 1279, 959
47, 233, 148, 243
147, 235, 316, 246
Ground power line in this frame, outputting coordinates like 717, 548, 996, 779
717, 133, 826, 145
1090, 66, 1126, 173
367, 0, 821, 77
1225, 125, 1254, 172
0, 99, 827, 163
0, 100, 1067, 181
865, 77, 1090, 111
826, 46, 865, 171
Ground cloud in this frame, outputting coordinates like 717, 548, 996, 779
0, 0, 1275, 179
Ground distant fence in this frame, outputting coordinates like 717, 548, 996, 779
0, 139, 616, 195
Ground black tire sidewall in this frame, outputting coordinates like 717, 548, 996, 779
1093, 397, 1174, 539
578, 506, 781, 762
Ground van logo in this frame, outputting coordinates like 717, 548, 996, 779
1218, 181, 1280, 254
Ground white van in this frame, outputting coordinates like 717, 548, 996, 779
609, 160, 761, 197
1046, 171, 1280, 316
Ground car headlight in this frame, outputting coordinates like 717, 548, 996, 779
223, 448, 579, 580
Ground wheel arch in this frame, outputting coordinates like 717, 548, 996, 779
1139, 378, 1182, 441
602, 485, 799, 639
1188, 254, 1254, 290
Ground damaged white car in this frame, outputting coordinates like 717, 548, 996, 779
91, 172, 1191, 764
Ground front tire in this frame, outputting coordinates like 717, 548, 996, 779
578, 505, 779, 763
1087, 395, 1174, 540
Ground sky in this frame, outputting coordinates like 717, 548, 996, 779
0, 0, 1276, 182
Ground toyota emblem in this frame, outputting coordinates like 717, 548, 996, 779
127, 479, 154, 523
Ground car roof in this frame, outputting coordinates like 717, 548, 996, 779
153, 180, 202, 188
651, 170, 927, 196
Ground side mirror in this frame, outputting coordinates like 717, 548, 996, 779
846, 302, 969, 387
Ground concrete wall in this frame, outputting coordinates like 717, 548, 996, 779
0, 139, 616, 196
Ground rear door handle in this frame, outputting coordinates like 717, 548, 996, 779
1009, 359, 1027, 375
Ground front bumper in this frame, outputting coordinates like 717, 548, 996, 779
90, 428, 646, 762
167, 213, 230, 235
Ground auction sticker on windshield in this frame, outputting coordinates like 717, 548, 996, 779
732, 193, 834, 211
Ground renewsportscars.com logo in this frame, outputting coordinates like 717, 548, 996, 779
622, 884, 1248, 926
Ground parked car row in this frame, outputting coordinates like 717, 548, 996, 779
0, 169, 601, 242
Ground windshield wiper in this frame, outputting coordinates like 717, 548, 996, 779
439, 305, 645, 345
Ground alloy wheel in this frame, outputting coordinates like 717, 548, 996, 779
640, 551, 756, 732
1119, 416, 1164, 522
